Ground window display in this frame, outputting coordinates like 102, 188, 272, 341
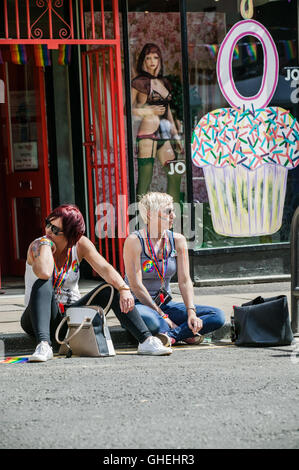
127, 10, 186, 204
131, 42, 184, 203
187, 0, 299, 248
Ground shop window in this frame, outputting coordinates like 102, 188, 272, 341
187, 0, 299, 249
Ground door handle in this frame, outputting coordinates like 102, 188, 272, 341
19, 180, 32, 190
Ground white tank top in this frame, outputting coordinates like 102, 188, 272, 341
24, 244, 81, 307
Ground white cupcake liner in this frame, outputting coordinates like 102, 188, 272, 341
203, 165, 288, 237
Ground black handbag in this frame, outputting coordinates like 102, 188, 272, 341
231, 295, 293, 347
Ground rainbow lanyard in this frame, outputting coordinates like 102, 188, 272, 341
52, 248, 72, 293
145, 230, 169, 286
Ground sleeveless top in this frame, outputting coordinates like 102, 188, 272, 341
125, 230, 177, 298
24, 243, 81, 307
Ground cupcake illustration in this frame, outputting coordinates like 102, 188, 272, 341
192, 19, 299, 237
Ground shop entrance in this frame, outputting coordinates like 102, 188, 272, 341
0, 47, 51, 276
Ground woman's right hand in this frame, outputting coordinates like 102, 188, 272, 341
151, 105, 166, 116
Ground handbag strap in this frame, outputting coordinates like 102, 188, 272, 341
85, 283, 114, 315
55, 314, 93, 346
55, 283, 114, 346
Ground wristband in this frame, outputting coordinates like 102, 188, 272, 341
162, 314, 169, 319
118, 284, 130, 291
187, 307, 196, 313
39, 238, 53, 248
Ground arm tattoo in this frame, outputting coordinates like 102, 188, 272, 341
31, 241, 41, 259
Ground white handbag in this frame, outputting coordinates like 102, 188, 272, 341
55, 284, 115, 358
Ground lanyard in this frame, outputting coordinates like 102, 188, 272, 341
145, 230, 169, 286
52, 248, 72, 292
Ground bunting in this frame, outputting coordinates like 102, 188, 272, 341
58, 44, 72, 65
34, 44, 51, 67
10, 44, 27, 65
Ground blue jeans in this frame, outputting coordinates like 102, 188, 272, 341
134, 300, 225, 342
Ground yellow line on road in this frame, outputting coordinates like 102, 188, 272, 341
1, 342, 235, 362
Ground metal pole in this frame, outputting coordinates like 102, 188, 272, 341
291, 206, 299, 336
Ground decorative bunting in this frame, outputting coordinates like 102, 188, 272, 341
58, 44, 72, 66
233, 45, 240, 60
34, 44, 51, 67
206, 44, 219, 60
283, 40, 297, 60
10, 44, 27, 65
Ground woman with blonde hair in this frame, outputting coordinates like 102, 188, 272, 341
124, 192, 225, 346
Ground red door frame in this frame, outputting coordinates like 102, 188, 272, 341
0, 56, 51, 275
81, 47, 128, 275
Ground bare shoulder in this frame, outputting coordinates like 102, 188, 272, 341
172, 232, 187, 250
124, 233, 142, 253
76, 235, 95, 258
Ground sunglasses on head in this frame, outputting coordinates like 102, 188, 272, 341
45, 218, 63, 236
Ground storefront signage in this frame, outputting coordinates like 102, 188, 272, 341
285, 67, 299, 81
13, 142, 38, 171
217, 19, 278, 109
168, 160, 186, 175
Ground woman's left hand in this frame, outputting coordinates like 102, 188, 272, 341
187, 312, 203, 335
119, 290, 135, 314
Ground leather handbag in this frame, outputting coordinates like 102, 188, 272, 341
55, 284, 115, 358
231, 295, 293, 347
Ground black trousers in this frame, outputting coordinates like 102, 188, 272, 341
21, 279, 151, 345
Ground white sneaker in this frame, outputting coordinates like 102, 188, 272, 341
156, 333, 172, 347
138, 336, 172, 356
28, 341, 53, 362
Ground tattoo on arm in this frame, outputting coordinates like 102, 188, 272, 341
31, 241, 41, 259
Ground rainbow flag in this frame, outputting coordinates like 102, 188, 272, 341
58, 44, 71, 65
34, 44, 51, 67
233, 45, 240, 60
206, 44, 219, 60
10, 44, 27, 65
246, 41, 257, 62
0, 356, 29, 364
284, 40, 297, 60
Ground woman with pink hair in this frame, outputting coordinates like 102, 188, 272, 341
21, 204, 171, 361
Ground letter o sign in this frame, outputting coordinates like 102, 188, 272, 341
217, 20, 279, 109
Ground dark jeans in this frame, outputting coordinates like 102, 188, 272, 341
21, 279, 151, 346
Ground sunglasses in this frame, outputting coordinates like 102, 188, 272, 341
45, 218, 64, 236
162, 207, 174, 216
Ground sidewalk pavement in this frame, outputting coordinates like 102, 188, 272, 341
0, 279, 292, 356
